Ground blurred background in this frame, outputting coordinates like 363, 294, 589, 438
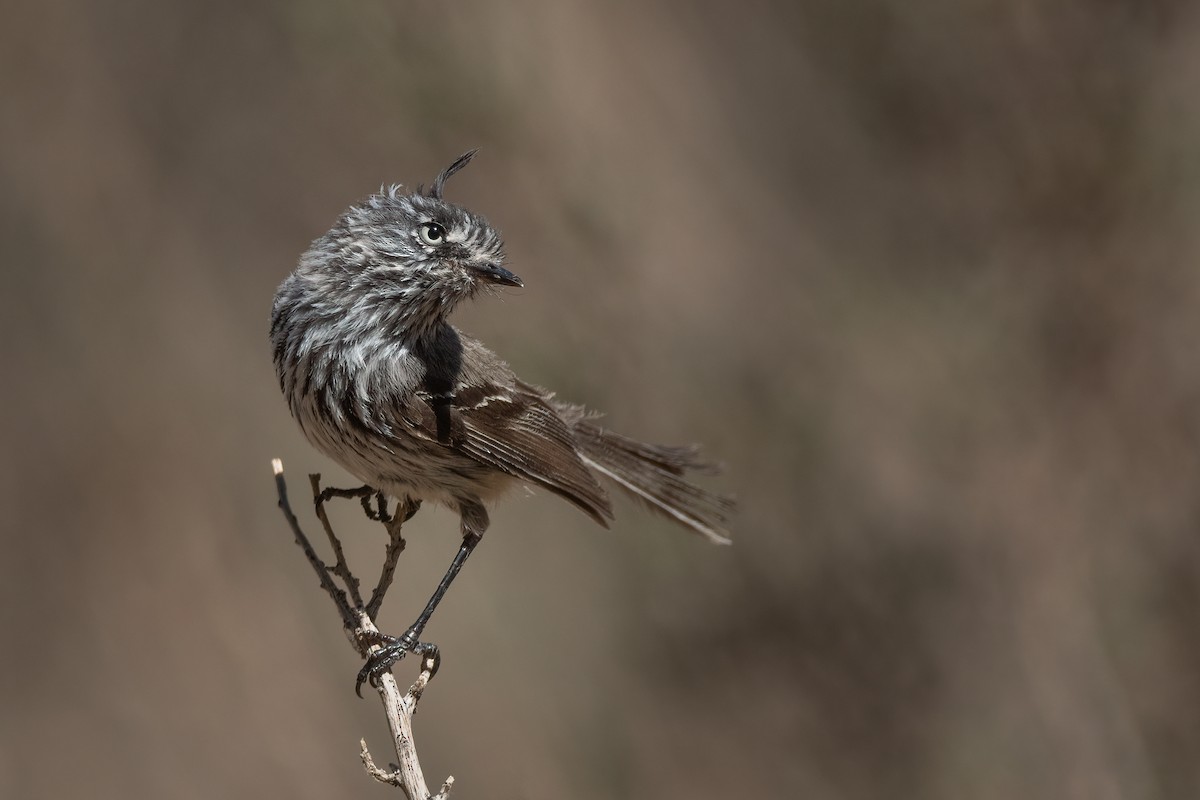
3, 1, 1200, 798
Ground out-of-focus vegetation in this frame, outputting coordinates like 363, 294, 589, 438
3, 2, 1199, 798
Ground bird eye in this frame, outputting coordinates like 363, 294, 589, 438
418, 222, 447, 246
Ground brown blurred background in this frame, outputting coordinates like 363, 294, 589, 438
3, 1, 1200, 798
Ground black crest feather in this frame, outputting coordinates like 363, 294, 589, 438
428, 149, 479, 199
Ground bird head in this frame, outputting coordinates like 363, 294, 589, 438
295, 150, 521, 336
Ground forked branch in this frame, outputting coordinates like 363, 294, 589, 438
272, 458, 453, 799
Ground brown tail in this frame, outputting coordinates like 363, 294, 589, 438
571, 420, 735, 544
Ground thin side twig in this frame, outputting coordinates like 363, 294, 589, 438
366, 504, 410, 619
310, 474, 365, 609
273, 460, 356, 630
272, 459, 453, 798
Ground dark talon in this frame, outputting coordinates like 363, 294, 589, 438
359, 493, 420, 525
360, 493, 389, 522
376, 492, 393, 522
417, 642, 441, 678
354, 630, 440, 697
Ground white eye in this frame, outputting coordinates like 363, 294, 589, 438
418, 222, 447, 246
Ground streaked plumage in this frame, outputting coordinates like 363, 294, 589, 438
271, 151, 733, 543
270, 151, 733, 687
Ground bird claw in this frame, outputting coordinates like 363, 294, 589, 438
355, 630, 441, 697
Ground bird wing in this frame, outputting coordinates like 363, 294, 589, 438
392, 330, 613, 525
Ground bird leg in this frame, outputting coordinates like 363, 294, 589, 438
355, 501, 488, 696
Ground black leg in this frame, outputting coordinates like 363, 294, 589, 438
414, 535, 478, 636
355, 501, 488, 696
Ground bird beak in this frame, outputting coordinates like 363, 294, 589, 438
471, 262, 523, 288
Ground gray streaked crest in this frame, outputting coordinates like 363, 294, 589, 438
426, 149, 478, 200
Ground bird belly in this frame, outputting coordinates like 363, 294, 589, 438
290, 385, 516, 509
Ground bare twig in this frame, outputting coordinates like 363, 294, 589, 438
357, 612, 453, 800
367, 504, 410, 619
310, 474, 365, 609
272, 459, 454, 798
273, 460, 356, 630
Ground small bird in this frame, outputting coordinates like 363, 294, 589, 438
271, 151, 733, 692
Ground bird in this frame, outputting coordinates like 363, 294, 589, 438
270, 150, 734, 693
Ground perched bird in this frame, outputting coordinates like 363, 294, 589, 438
270, 151, 733, 692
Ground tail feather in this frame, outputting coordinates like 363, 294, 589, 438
571, 420, 735, 545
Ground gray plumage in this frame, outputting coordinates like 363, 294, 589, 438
270, 150, 734, 547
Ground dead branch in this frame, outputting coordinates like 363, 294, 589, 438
367, 501, 412, 619
310, 475, 366, 609
272, 458, 453, 799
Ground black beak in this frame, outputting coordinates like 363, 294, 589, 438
472, 262, 523, 288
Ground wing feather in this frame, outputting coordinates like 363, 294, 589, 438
389, 329, 613, 525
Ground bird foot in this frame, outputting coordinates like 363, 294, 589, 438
362, 494, 422, 525
355, 628, 441, 697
